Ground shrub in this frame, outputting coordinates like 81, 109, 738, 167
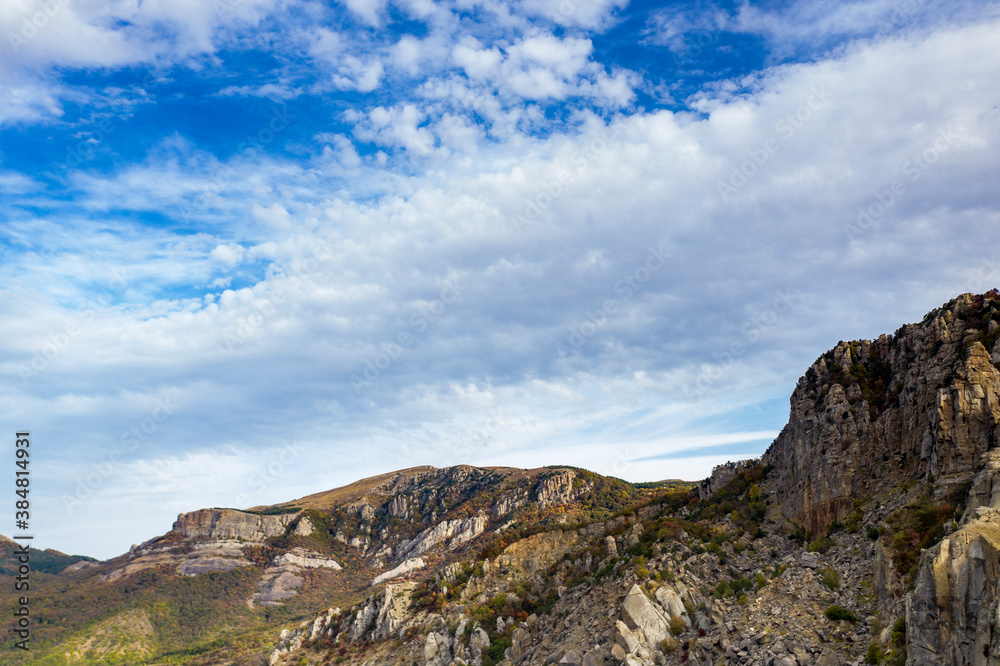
488, 593, 508, 614
471, 605, 495, 623
825, 605, 858, 622
660, 636, 679, 654
865, 642, 885, 664
821, 568, 840, 590
807, 536, 835, 553
668, 617, 685, 636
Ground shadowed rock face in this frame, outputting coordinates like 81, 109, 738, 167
764, 291, 1000, 534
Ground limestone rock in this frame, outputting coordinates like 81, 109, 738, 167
396, 515, 487, 560
534, 470, 577, 508
620, 585, 669, 648
605, 536, 618, 559
272, 548, 341, 570
372, 557, 425, 586
764, 293, 1000, 535
172, 508, 295, 542
253, 572, 303, 605
907, 511, 1000, 665
653, 585, 686, 619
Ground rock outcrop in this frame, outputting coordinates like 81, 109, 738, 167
396, 515, 488, 560
907, 447, 1000, 665
372, 557, 426, 586
764, 292, 1000, 534
172, 508, 298, 542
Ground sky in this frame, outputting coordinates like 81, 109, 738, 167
2, 0, 1000, 559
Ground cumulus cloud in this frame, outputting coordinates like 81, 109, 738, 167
518, 0, 628, 30
341, 0, 387, 26
331, 56, 384, 92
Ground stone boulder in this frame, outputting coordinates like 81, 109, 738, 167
620, 584, 670, 647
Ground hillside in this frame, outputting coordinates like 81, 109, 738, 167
6, 291, 1000, 665
1, 466, 673, 664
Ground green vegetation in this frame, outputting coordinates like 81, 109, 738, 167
866, 642, 886, 664
824, 605, 858, 622
688, 463, 771, 538
0, 543, 97, 576
821, 568, 840, 590
713, 574, 763, 599
883, 492, 966, 586
807, 536, 835, 553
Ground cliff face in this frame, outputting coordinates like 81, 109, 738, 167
172, 508, 296, 541
906, 449, 1000, 666
764, 291, 1000, 534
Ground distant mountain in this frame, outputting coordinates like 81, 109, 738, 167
0, 536, 96, 576
9, 291, 1000, 666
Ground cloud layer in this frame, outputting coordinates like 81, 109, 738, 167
2, 1, 1000, 558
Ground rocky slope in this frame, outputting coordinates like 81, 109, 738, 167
8, 292, 1000, 666
1, 465, 652, 664
264, 292, 1000, 666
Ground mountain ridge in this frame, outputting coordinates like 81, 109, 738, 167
7, 291, 1000, 665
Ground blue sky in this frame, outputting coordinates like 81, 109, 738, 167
3, 0, 1000, 558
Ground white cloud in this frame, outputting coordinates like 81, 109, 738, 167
6, 16, 1000, 558
331, 56, 384, 92
216, 82, 300, 100
340, 0, 386, 26
446, 32, 633, 109
351, 104, 435, 154
0, 0, 283, 126
452, 38, 503, 79
252, 202, 293, 229
391, 35, 426, 75
518, 0, 628, 30
210, 243, 246, 266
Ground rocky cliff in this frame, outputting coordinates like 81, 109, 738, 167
764, 291, 1000, 535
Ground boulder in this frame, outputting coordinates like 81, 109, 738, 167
620, 585, 670, 647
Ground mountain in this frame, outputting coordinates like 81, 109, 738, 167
7, 291, 1000, 666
